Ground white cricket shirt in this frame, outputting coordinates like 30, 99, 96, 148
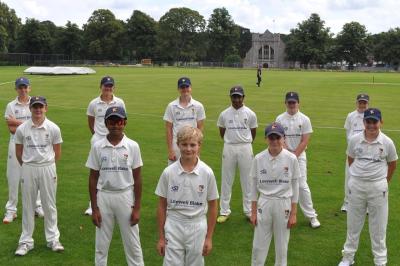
347, 131, 398, 181
86, 135, 143, 191
249, 149, 300, 202
163, 97, 206, 139
14, 118, 63, 166
276, 111, 313, 157
5, 97, 31, 142
87, 96, 126, 137
344, 110, 365, 143
155, 158, 219, 219
217, 105, 258, 144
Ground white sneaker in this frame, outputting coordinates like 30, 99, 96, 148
47, 241, 64, 252
15, 243, 34, 256
84, 206, 92, 216
341, 202, 347, 212
310, 217, 321, 228
338, 259, 354, 266
35, 206, 44, 218
3, 212, 17, 224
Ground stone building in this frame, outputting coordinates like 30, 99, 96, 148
243, 29, 288, 68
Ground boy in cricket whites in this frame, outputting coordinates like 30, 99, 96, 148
249, 122, 299, 266
3, 77, 43, 224
87, 106, 144, 266
156, 126, 218, 266
338, 108, 397, 266
14, 96, 64, 256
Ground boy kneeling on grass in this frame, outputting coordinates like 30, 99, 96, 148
156, 126, 219, 266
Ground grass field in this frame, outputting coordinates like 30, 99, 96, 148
0, 66, 399, 266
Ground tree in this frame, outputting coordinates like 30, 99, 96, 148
126, 10, 157, 60
236, 25, 252, 59
285, 13, 332, 67
55, 21, 83, 59
371, 28, 400, 69
158, 7, 206, 61
0, 2, 21, 52
15, 18, 53, 54
335, 22, 368, 67
83, 9, 125, 60
207, 8, 239, 61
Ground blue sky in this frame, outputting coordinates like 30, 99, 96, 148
4, 0, 400, 34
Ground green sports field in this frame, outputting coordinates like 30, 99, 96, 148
0, 66, 399, 266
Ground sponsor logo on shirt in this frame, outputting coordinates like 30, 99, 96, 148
198, 185, 204, 192
98, 108, 102, 112
228, 120, 233, 123
101, 156, 107, 162
26, 136, 31, 141
260, 169, 267, 175
171, 185, 179, 192
15, 110, 19, 114
123, 154, 128, 160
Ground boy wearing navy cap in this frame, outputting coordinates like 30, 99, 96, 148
249, 122, 300, 266
87, 106, 144, 266
338, 108, 397, 266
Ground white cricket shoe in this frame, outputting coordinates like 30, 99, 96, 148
47, 241, 64, 252
338, 259, 354, 266
310, 217, 321, 228
15, 243, 34, 256
3, 212, 17, 224
35, 206, 44, 218
84, 206, 92, 216
341, 202, 347, 212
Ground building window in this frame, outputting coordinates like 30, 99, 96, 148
258, 45, 275, 60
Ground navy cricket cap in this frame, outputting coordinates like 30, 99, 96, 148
285, 91, 299, 102
356, 93, 369, 102
105, 106, 127, 120
100, 76, 115, 86
29, 96, 47, 107
177, 77, 191, 88
364, 108, 381, 121
15, 77, 30, 87
265, 122, 285, 137
230, 85, 244, 96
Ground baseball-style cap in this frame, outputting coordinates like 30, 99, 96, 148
285, 91, 299, 102
100, 76, 115, 86
356, 93, 369, 102
364, 108, 381, 121
15, 77, 30, 87
29, 96, 47, 107
265, 122, 285, 137
105, 106, 127, 120
177, 77, 191, 88
230, 85, 244, 96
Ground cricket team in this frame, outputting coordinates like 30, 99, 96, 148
2, 75, 397, 266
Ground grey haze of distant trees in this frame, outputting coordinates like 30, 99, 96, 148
0, 2, 399, 68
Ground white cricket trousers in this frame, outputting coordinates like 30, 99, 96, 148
297, 157, 317, 219
343, 158, 350, 203
220, 143, 253, 216
342, 177, 388, 265
95, 189, 144, 266
5, 140, 41, 214
19, 163, 60, 246
163, 215, 207, 266
251, 197, 291, 266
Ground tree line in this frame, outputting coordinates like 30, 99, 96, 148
1, 2, 400, 68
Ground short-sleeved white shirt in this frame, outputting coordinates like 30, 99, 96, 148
347, 131, 398, 181
344, 110, 364, 143
87, 96, 126, 137
163, 97, 206, 140
217, 105, 258, 144
249, 149, 300, 202
14, 118, 63, 166
276, 111, 313, 157
86, 135, 143, 191
5, 97, 31, 142
155, 159, 219, 219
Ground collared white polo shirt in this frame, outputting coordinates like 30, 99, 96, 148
14, 118, 63, 165
86, 135, 143, 191
344, 110, 365, 143
87, 95, 126, 136
5, 96, 31, 142
155, 159, 219, 219
249, 149, 300, 202
163, 97, 206, 139
217, 105, 258, 144
347, 131, 398, 181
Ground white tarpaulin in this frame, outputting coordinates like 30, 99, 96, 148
24, 66, 96, 75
